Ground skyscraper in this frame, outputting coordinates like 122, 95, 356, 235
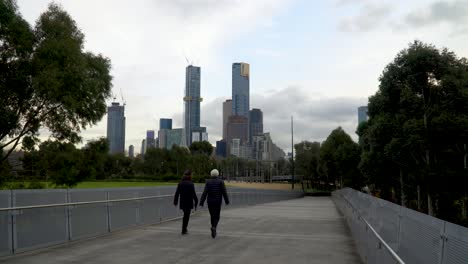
146, 130, 155, 149
159, 118, 172, 130
222, 99, 232, 140
141, 139, 146, 156
249, 108, 263, 142
358, 106, 369, 124
184, 65, 202, 146
226, 115, 249, 146
166, 128, 185, 149
128, 145, 134, 158
232, 63, 250, 119
106, 102, 125, 154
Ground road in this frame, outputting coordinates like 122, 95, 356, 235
2, 197, 361, 264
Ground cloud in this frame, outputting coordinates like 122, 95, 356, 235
16, 0, 290, 154
337, 3, 393, 32
198, 87, 367, 153
405, 1, 468, 28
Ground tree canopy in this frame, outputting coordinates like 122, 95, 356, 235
359, 40, 468, 219
0, 1, 112, 161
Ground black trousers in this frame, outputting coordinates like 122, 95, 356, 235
182, 209, 191, 232
208, 204, 221, 228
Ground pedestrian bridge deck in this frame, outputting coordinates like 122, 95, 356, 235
2, 197, 361, 264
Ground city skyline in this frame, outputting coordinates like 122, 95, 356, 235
16, 0, 468, 154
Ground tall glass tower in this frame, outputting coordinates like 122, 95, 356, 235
184, 65, 202, 146
232, 62, 250, 119
107, 102, 125, 154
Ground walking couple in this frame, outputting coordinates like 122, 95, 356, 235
173, 169, 230, 238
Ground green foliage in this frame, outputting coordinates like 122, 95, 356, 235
319, 127, 363, 189
294, 141, 321, 189
189, 141, 213, 156
359, 40, 468, 222
0, 1, 112, 161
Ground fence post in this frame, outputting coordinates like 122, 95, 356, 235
396, 206, 403, 253
106, 191, 111, 232
439, 221, 447, 264
66, 189, 71, 241
9, 189, 14, 255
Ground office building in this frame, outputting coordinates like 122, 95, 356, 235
216, 140, 227, 158
253, 133, 285, 161
184, 65, 202, 146
128, 145, 134, 158
249, 108, 263, 142
166, 128, 185, 149
146, 130, 155, 149
191, 126, 207, 144
230, 139, 252, 159
141, 139, 146, 156
226, 115, 249, 144
358, 106, 369, 124
232, 62, 250, 119
158, 129, 168, 149
159, 118, 172, 130
222, 99, 232, 140
106, 102, 125, 154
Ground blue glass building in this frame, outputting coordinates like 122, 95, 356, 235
106, 102, 125, 154
232, 62, 250, 119
159, 118, 172, 130
184, 65, 202, 146
249, 108, 263, 143
216, 140, 227, 158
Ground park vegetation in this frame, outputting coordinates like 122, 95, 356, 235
0, 1, 467, 226
295, 41, 468, 226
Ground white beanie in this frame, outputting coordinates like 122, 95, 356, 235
210, 169, 219, 177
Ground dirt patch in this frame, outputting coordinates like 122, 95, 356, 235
226, 181, 295, 190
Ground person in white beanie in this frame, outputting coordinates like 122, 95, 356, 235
199, 169, 230, 238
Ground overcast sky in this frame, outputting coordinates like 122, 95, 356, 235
17, 0, 468, 154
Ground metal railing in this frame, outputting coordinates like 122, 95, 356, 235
0, 187, 303, 257
333, 188, 468, 264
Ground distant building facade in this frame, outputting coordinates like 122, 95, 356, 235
141, 139, 146, 156
232, 62, 250, 119
159, 118, 172, 130
226, 115, 249, 144
146, 130, 156, 149
358, 106, 368, 124
184, 65, 202, 146
249, 108, 263, 142
128, 145, 134, 158
191, 127, 207, 144
253, 133, 285, 161
222, 99, 232, 140
107, 102, 126, 154
166, 128, 185, 149
216, 140, 227, 158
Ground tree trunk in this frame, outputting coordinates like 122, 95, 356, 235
428, 194, 434, 216
417, 185, 421, 211
400, 169, 406, 207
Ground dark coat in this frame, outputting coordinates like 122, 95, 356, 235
199, 176, 230, 207
173, 177, 198, 210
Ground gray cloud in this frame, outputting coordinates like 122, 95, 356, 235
405, 1, 468, 27
198, 87, 367, 153
338, 3, 393, 32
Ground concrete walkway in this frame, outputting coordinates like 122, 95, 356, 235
2, 197, 361, 264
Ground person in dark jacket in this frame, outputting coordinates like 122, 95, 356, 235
199, 169, 229, 238
173, 170, 198, 235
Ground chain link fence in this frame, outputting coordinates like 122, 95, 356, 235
0, 186, 302, 257
333, 188, 468, 264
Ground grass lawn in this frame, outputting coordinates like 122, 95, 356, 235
75, 181, 176, 189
